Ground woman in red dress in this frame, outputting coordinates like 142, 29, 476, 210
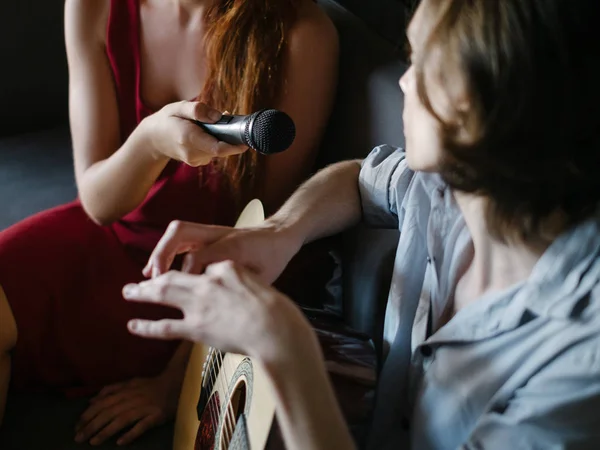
0, 0, 338, 445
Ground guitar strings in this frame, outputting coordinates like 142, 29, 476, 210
221, 201, 263, 447
219, 349, 238, 445
223, 351, 237, 443
198, 201, 264, 448
207, 347, 232, 444
198, 347, 219, 438
224, 351, 242, 445
207, 348, 221, 439
208, 347, 236, 446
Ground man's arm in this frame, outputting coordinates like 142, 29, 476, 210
268, 159, 364, 248
144, 145, 409, 279
124, 265, 357, 450
271, 144, 409, 246
264, 320, 357, 450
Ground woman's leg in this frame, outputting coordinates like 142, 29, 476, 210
0, 284, 17, 425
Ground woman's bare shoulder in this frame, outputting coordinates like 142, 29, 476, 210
64, 0, 110, 46
291, 0, 339, 54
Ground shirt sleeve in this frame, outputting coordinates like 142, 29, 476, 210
461, 338, 600, 450
358, 145, 414, 229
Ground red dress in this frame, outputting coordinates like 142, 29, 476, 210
0, 0, 235, 397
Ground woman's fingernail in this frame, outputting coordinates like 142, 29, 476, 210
123, 284, 138, 298
209, 110, 222, 122
128, 320, 138, 331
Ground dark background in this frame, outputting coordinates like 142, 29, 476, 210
0, 0, 415, 138
336, 0, 416, 46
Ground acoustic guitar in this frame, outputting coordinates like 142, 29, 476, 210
173, 199, 276, 450
173, 199, 378, 450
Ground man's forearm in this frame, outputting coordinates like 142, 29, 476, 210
258, 161, 363, 448
264, 330, 356, 450
268, 160, 363, 246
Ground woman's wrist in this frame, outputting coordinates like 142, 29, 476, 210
135, 116, 170, 164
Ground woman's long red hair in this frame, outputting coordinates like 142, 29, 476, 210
199, 0, 300, 204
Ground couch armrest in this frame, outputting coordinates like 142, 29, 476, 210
340, 225, 399, 361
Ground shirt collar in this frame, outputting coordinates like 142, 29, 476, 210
518, 217, 600, 319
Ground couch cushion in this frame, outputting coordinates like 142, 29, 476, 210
334, 0, 412, 46
317, 0, 405, 356
340, 226, 399, 360
0, 127, 77, 230
316, 0, 408, 168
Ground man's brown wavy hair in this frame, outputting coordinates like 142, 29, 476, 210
198, 0, 300, 202
414, 0, 600, 244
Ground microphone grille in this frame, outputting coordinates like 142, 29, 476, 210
244, 109, 296, 155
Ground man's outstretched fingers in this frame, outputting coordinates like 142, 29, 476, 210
123, 272, 193, 307
128, 318, 187, 340
144, 221, 231, 277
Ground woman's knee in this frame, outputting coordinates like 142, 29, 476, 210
0, 285, 17, 354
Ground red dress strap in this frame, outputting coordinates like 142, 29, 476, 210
106, 0, 150, 141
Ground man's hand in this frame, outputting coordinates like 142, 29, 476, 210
143, 159, 364, 284
143, 220, 303, 285
127, 262, 310, 361
125, 262, 356, 450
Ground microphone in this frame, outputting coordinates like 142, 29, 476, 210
194, 109, 296, 155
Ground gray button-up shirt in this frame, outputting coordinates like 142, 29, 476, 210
359, 145, 600, 450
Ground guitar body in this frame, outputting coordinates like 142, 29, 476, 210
173, 199, 378, 449
175, 349, 277, 450
173, 200, 277, 450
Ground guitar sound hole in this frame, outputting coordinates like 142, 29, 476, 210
219, 380, 248, 450
195, 392, 221, 450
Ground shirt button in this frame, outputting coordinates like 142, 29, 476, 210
426, 256, 432, 264
420, 345, 433, 357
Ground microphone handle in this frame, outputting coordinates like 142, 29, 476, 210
193, 114, 249, 147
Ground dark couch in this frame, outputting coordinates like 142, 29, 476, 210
0, 1, 407, 448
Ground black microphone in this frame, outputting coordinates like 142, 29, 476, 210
194, 109, 296, 155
